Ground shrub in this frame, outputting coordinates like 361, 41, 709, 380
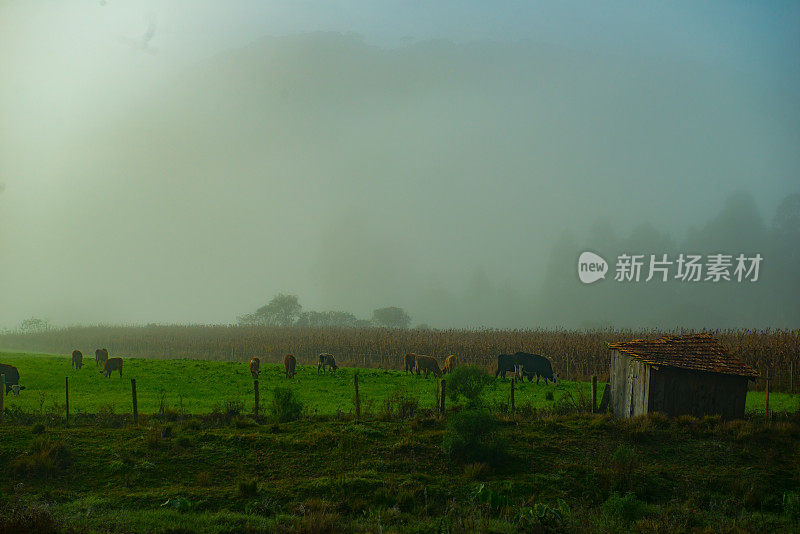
442, 409, 506, 465
271, 388, 303, 423
30, 423, 45, 435
601, 491, 649, 523
545, 391, 554, 401
447, 366, 493, 407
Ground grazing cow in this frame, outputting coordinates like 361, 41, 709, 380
0, 363, 25, 394
317, 353, 338, 373
101, 357, 123, 378
284, 354, 296, 378
249, 357, 261, 379
404, 353, 417, 373
495, 353, 517, 379
442, 354, 457, 374
95, 348, 109, 368
414, 355, 442, 378
72, 350, 83, 370
495, 352, 558, 384
514, 352, 558, 384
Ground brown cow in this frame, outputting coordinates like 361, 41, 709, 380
442, 354, 456, 374
249, 357, 261, 379
317, 353, 338, 373
404, 353, 417, 373
95, 348, 109, 368
284, 354, 296, 378
101, 357, 123, 378
414, 355, 442, 378
72, 350, 83, 370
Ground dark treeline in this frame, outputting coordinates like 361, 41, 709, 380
429, 191, 800, 329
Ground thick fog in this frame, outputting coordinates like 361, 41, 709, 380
1, 2, 798, 329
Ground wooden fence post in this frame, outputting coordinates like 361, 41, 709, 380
765, 368, 770, 418
354, 374, 360, 419
253, 379, 259, 416
510, 377, 515, 415
439, 379, 446, 417
591, 376, 598, 413
0, 374, 5, 423
131, 379, 138, 425
65, 376, 70, 425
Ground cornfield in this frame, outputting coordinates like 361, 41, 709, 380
1, 326, 798, 392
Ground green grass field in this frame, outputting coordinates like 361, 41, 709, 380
2, 351, 800, 532
1, 351, 796, 417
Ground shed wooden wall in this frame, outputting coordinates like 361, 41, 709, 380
609, 351, 650, 418
648, 367, 748, 419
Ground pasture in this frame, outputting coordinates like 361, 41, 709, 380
1, 351, 592, 416
1, 352, 796, 417
1, 351, 799, 532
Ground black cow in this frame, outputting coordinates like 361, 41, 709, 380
495, 353, 517, 378
495, 353, 558, 384
0, 363, 26, 394
514, 352, 558, 384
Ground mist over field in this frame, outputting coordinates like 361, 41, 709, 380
1, 2, 798, 329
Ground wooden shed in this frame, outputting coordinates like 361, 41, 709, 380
607, 333, 758, 419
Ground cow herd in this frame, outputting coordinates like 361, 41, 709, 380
69, 348, 122, 378
252, 351, 558, 385
0, 349, 558, 398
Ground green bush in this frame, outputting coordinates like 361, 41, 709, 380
271, 388, 303, 423
447, 366, 493, 407
442, 409, 506, 465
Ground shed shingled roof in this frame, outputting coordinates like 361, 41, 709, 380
607, 333, 759, 378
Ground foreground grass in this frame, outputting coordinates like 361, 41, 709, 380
1, 352, 795, 416
1, 410, 799, 533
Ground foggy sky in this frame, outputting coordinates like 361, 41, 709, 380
1, 2, 798, 329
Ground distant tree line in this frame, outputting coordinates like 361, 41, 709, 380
237, 293, 412, 328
